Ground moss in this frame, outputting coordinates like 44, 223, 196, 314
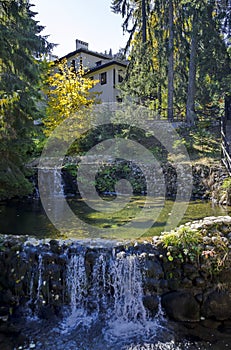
0, 159, 33, 200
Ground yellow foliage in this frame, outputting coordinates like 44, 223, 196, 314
43, 59, 99, 136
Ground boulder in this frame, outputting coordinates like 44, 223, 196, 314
143, 295, 159, 316
145, 260, 164, 279
161, 291, 200, 322
202, 291, 231, 321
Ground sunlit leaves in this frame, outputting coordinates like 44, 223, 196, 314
112, 0, 231, 121
43, 59, 99, 137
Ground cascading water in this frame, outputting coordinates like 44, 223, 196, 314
36, 254, 44, 306
67, 254, 87, 313
53, 168, 65, 197
104, 251, 150, 343
61, 248, 153, 339
38, 167, 65, 197
110, 251, 147, 323
61, 250, 90, 330
12, 243, 190, 350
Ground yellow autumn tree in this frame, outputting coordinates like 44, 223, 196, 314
43, 59, 99, 136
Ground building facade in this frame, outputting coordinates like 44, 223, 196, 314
60, 39, 127, 103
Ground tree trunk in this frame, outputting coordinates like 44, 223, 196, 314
158, 82, 162, 116
167, 0, 174, 121
225, 95, 231, 121
142, 0, 147, 44
186, 13, 197, 125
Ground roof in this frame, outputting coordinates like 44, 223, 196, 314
85, 59, 128, 75
59, 48, 111, 61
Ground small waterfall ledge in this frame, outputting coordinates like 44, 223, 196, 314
30, 159, 228, 200
1, 216, 231, 348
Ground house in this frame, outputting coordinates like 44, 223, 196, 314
59, 39, 127, 103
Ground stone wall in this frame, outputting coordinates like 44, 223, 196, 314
1, 216, 231, 335
60, 160, 228, 200
32, 155, 229, 200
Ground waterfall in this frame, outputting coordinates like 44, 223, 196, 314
36, 254, 44, 305
104, 252, 152, 343
110, 252, 147, 323
61, 249, 109, 331
24, 245, 159, 328
67, 254, 87, 313
14, 244, 172, 350
60, 247, 155, 341
91, 253, 108, 312
38, 167, 65, 197
26, 253, 45, 317
64, 249, 148, 322
53, 168, 65, 197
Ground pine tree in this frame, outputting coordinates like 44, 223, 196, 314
112, 0, 231, 123
0, 0, 53, 199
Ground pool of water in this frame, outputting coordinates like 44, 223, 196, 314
0, 196, 230, 240
1, 198, 231, 350
11, 313, 229, 350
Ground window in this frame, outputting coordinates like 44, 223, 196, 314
96, 60, 102, 66
79, 56, 83, 71
100, 72, 107, 85
70, 59, 76, 72
118, 70, 123, 83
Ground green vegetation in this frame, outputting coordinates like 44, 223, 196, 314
112, 0, 231, 124
0, 158, 34, 200
159, 226, 203, 263
159, 223, 231, 274
216, 177, 231, 205
95, 161, 146, 194
0, 0, 52, 199
221, 178, 231, 191
173, 122, 221, 163
0, 0, 230, 200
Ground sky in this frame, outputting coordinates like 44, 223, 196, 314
32, 0, 128, 58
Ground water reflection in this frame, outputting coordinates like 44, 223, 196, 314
0, 196, 230, 239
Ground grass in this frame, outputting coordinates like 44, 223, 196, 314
173, 122, 221, 165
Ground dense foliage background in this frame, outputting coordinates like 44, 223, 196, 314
0, 0, 52, 199
0, 0, 230, 200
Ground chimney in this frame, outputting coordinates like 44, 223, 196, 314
76, 39, 89, 50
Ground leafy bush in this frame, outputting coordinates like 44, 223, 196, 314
160, 226, 203, 263
221, 177, 231, 191
160, 224, 230, 274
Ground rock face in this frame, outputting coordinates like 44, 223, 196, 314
202, 291, 231, 321
34, 160, 228, 199
161, 291, 200, 322
1, 216, 231, 333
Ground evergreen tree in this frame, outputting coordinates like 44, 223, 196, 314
0, 0, 52, 199
167, 0, 174, 121
111, 0, 150, 50
112, 0, 231, 123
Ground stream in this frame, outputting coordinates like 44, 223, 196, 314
1, 196, 231, 349
0, 196, 230, 239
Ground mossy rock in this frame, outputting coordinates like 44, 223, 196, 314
0, 159, 33, 200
